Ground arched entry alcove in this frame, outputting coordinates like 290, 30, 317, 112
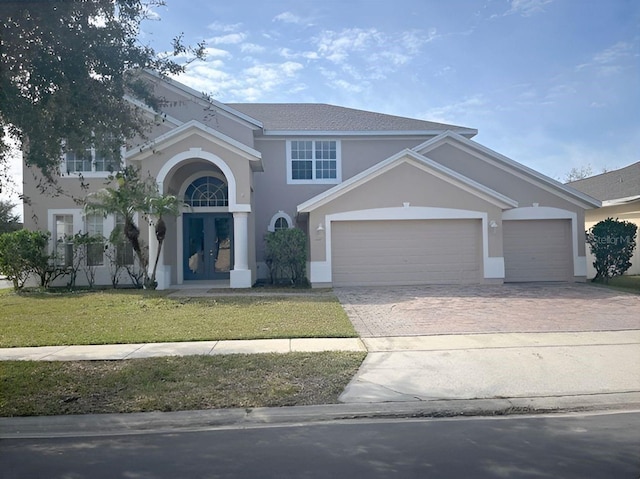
153, 148, 252, 289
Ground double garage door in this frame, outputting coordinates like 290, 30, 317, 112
331, 219, 482, 287
331, 218, 573, 286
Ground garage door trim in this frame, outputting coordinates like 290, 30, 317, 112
502, 206, 582, 277
308, 206, 503, 284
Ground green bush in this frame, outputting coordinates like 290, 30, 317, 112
265, 228, 308, 286
0, 229, 64, 289
586, 217, 637, 282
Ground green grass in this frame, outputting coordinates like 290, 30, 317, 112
0, 352, 367, 417
591, 275, 640, 294
0, 289, 357, 348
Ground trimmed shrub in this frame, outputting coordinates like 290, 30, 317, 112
265, 228, 308, 286
586, 217, 637, 282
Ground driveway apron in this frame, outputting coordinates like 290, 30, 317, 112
335, 284, 640, 403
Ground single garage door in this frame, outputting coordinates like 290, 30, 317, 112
331, 219, 482, 286
503, 219, 572, 282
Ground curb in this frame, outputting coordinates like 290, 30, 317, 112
2, 392, 639, 439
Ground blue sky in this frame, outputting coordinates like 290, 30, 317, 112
2, 0, 638, 213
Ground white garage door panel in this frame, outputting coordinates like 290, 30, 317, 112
332, 219, 481, 286
503, 219, 572, 282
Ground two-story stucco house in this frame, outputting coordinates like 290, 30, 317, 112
23, 71, 600, 289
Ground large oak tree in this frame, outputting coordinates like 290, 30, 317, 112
0, 0, 204, 188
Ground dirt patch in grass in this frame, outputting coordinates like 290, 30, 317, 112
0, 352, 366, 417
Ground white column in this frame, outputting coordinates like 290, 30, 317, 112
230, 211, 251, 288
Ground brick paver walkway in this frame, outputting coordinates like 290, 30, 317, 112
335, 283, 640, 337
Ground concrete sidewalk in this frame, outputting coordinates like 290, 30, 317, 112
0, 337, 366, 361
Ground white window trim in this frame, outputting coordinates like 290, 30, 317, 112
48, 209, 84, 253
267, 211, 294, 232
286, 139, 341, 185
60, 143, 126, 178
84, 213, 110, 267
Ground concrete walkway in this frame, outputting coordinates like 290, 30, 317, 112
0, 337, 366, 361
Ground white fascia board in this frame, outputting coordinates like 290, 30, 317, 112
123, 95, 183, 128
297, 148, 517, 213
125, 120, 262, 162
415, 130, 601, 209
140, 70, 263, 130
262, 128, 477, 137
602, 195, 640, 207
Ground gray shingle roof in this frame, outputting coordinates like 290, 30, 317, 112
567, 161, 640, 201
226, 103, 474, 134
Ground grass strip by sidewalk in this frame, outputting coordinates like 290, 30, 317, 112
0, 289, 356, 348
0, 352, 366, 417
591, 275, 640, 294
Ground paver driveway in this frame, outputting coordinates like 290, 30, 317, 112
335, 283, 640, 337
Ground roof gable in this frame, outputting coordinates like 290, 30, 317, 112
414, 131, 601, 209
126, 120, 263, 170
298, 148, 517, 213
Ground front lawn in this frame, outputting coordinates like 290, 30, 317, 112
0, 352, 366, 416
0, 289, 357, 348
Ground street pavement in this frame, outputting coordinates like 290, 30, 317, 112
3, 411, 639, 478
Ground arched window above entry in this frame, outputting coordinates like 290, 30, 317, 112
274, 217, 289, 231
268, 211, 293, 232
184, 176, 228, 207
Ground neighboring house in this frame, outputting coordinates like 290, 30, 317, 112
568, 162, 640, 277
23, 71, 600, 289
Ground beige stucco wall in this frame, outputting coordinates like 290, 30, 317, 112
251, 136, 435, 266
306, 160, 503, 263
585, 202, 640, 277
425, 142, 588, 256
22, 168, 117, 231
136, 132, 254, 207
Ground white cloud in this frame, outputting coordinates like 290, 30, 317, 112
576, 41, 635, 76
241, 43, 266, 54
420, 95, 489, 124
207, 21, 243, 32
330, 79, 366, 94
202, 47, 232, 58
506, 0, 554, 16
206, 33, 247, 45
314, 28, 383, 64
140, 4, 161, 21
279, 47, 319, 60
273, 12, 304, 24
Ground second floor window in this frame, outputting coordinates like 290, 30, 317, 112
287, 140, 341, 184
64, 137, 122, 174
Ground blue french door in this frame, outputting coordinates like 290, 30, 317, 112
183, 213, 232, 280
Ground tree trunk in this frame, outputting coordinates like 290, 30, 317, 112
150, 216, 166, 289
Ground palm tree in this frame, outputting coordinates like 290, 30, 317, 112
145, 194, 180, 288
84, 166, 179, 289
